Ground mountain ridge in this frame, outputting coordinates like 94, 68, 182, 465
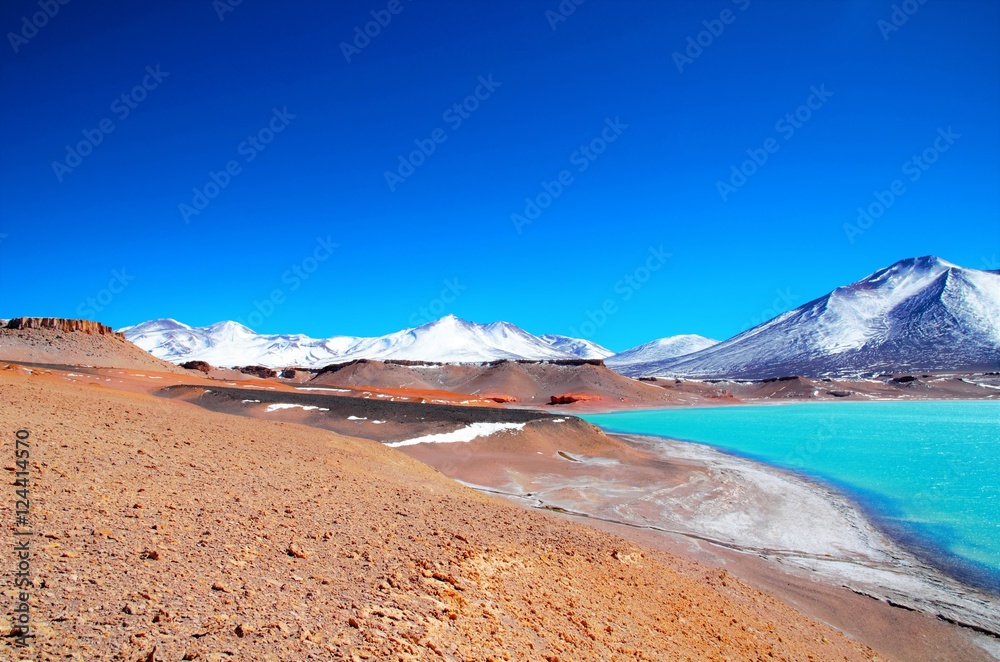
121, 257, 999, 377
623, 256, 1000, 379
122, 314, 629, 368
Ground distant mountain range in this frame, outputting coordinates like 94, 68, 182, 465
122, 315, 620, 367
539, 334, 616, 360
605, 335, 719, 371
122, 257, 1000, 378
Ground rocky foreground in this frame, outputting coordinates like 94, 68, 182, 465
0, 367, 879, 661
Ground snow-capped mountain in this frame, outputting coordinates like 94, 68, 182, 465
377, 316, 576, 363
539, 334, 614, 359
122, 257, 996, 377
121, 315, 595, 368
606, 335, 719, 376
629, 256, 1000, 379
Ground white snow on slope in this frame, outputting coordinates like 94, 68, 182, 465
606, 335, 719, 370
121, 315, 594, 368
623, 256, 1000, 379
264, 403, 329, 413
539, 334, 614, 359
385, 422, 526, 448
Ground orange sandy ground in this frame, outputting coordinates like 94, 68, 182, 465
0, 366, 878, 661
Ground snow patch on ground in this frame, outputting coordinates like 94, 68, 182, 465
264, 403, 329, 413
386, 422, 525, 448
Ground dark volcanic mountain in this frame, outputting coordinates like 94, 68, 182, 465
617, 257, 1000, 379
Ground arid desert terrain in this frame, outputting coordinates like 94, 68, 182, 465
1, 319, 997, 661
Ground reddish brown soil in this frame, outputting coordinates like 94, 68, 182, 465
398, 423, 998, 662
0, 368, 879, 661
0, 326, 189, 375
309, 360, 679, 407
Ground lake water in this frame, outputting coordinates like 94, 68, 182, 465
583, 401, 1000, 592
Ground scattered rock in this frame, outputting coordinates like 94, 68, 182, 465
483, 393, 517, 403
123, 602, 146, 616
549, 392, 597, 405
239, 365, 278, 379
287, 542, 310, 559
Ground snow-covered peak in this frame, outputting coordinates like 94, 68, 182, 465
388, 316, 574, 363
203, 320, 256, 341
205, 320, 253, 332
123, 315, 601, 368
620, 257, 1000, 379
539, 335, 615, 360
606, 335, 719, 369
118, 318, 191, 334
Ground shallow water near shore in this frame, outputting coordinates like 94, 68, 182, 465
583, 401, 1000, 594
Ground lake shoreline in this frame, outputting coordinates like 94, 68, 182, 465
581, 401, 1000, 590
440, 420, 1000, 660
604, 432, 1000, 637
623, 425, 1000, 597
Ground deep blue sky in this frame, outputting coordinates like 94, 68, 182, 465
1, 0, 998, 351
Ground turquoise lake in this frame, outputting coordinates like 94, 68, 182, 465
583, 401, 1000, 592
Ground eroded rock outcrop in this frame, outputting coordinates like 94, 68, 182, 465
549, 392, 598, 405
5, 317, 126, 340
239, 365, 278, 379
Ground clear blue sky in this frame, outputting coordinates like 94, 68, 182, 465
1, 0, 997, 351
